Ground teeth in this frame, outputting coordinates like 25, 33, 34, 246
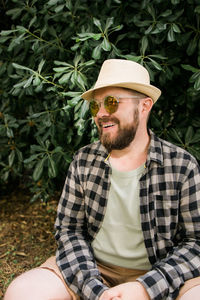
103, 124, 114, 128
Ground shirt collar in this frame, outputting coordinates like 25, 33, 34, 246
147, 129, 164, 167
96, 129, 164, 166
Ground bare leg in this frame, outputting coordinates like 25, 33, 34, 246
179, 285, 200, 300
4, 268, 72, 300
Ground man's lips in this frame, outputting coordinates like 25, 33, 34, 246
97, 117, 119, 128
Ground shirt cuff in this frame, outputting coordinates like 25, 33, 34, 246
82, 278, 109, 300
137, 269, 168, 300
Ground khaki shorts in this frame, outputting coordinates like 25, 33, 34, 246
40, 256, 200, 300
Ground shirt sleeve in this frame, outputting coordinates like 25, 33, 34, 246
54, 156, 108, 300
137, 159, 200, 300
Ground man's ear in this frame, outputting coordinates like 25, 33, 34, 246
141, 97, 153, 113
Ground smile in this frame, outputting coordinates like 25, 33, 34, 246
102, 123, 115, 128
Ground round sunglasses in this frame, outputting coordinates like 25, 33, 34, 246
89, 95, 144, 117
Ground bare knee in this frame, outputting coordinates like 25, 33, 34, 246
179, 285, 200, 300
4, 272, 29, 300
4, 268, 72, 300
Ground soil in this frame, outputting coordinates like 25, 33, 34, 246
0, 189, 59, 299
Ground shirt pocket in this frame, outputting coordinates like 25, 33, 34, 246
154, 194, 179, 241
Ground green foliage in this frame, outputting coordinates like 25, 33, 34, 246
0, 0, 200, 201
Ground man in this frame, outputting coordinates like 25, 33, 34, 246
4, 59, 200, 300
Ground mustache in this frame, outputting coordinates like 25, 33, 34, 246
97, 116, 119, 126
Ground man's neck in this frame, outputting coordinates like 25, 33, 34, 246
109, 129, 150, 172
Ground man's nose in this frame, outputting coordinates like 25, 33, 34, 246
96, 102, 110, 118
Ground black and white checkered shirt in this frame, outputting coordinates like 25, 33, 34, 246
55, 130, 200, 300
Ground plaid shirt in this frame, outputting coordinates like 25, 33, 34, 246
55, 131, 200, 300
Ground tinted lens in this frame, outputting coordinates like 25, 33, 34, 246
104, 96, 119, 114
89, 101, 99, 117
89, 96, 119, 117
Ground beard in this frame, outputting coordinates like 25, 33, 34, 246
97, 109, 139, 153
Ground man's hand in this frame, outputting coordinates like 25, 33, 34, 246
99, 282, 150, 300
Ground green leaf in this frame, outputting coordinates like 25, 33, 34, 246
61, 91, 82, 98
160, 10, 172, 17
55, 4, 65, 13
194, 6, 200, 14
150, 114, 162, 128
151, 23, 167, 34
102, 38, 111, 51
194, 74, 200, 90
33, 157, 46, 181
92, 44, 102, 59
31, 112, 47, 118
14, 79, 31, 89
33, 75, 41, 86
148, 58, 162, 70
190, 71, 200, 81
0, 29, 18, 36
76, 32, 102, 41
52, 146, 63, 153
58, 72, 72, 84
80, 60, 95, 68
48, 157, 57, 178
71, 69, 78, 85
16, 149, 23, 162
187, 38, 197, 56
149, 54, 167, 60
38, 59, 45, 74
78, 100, 89, 119
145, 25, 153, 35
73, 55, 81, 67
198, 55, 200, 67
105, 17, 114, 31
53, 66, 71, 73
93, 18, 102, 31
190, 131, 200, 144
12, 63, 34, 72
47, 0, 59, 5
170, 128, 184, 146
6, 127, 14, 138
167, 27, 175, 42
110, 24, 123, 33
172, 23, 181, 33
76, 73, 86, 89
8, 150, 15, 167
16, 26, 27, 33
2, 171, 9, 182
29, 15, 37, 28
6, 8, 23, 19
54, 61, 72, 67
188, 147, 200, 161
24, 154, 40, 164
141, 36, 148, 55
147, 4, 155, 18
181, 64, 199, 72
23, 75, 33, 88
0, 36, 11, 43
121, 55, 142, 62
185, 126, 194, 145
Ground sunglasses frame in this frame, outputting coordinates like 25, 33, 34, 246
89, 95, 145, 117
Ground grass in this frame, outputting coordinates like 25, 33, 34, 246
0, 189, 58, 299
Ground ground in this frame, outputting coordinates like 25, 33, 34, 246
0, 190, 59, 299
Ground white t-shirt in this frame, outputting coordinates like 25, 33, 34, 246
92, 164, 151, 270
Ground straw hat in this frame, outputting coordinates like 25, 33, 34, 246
81, 59, 161, 103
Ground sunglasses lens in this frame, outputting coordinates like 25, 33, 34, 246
89, 101, 99, 117
89, 96, 119, 116
105, 96, 119, 114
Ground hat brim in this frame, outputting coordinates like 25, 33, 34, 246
81, 82, 161, 103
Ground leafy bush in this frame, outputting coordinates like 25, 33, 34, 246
0, 0, 200, 201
